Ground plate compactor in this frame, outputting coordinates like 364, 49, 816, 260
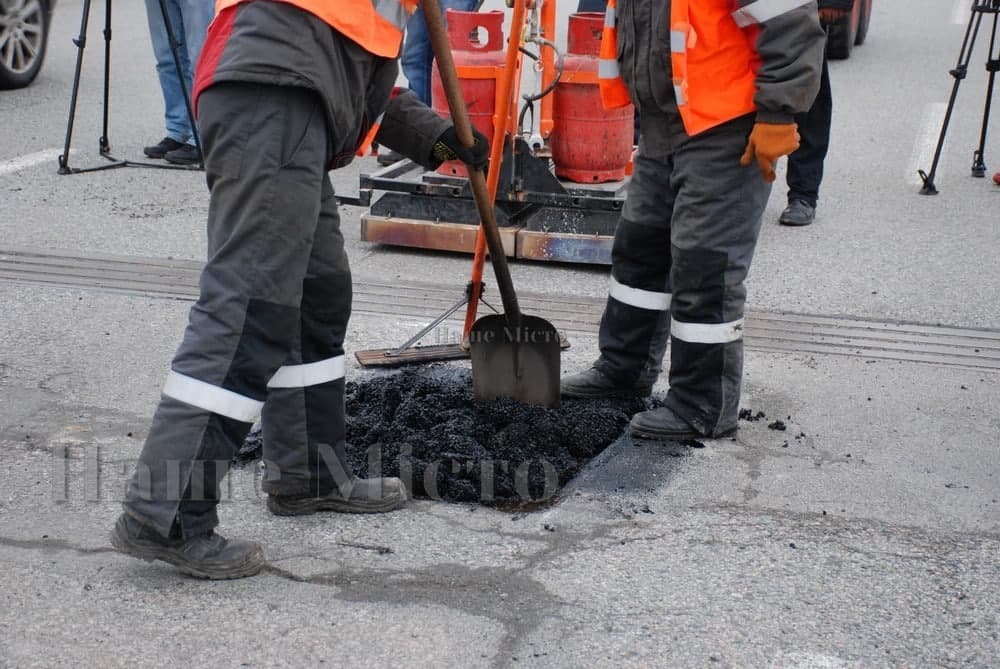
346, 1, 635, 266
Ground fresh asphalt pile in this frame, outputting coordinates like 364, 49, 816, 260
239, 366, 654, 507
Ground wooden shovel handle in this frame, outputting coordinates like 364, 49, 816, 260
422, 0, 521, 325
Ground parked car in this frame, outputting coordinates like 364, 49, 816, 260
823, 0, 872, 60
0, 0, 55, 89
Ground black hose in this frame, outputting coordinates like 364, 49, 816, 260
520, 38, 564, 103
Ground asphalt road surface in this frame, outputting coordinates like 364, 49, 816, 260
1, 1, 999, 667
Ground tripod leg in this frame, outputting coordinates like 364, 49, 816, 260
970, 10, 999, 178
919, 5, 986, 194
158, 0, 203, 168
59, 0, 94, 174
99, 0, 113, 155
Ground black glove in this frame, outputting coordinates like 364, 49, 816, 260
431, 126, 490, 171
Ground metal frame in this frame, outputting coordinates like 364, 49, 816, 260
352, 137, 628, 265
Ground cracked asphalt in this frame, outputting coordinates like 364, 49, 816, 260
2, 0, 999, 666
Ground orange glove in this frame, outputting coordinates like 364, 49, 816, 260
739, 122, 801, 183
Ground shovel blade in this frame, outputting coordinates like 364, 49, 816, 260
469, 313, 561, 408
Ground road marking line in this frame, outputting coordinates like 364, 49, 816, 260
770, 651, 854, 669
907, 102, 947, 186
0, 149, 63, 177
952, 0, 969, 25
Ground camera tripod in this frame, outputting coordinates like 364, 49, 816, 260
58, 0, 203, 174
918, 0, 999, 194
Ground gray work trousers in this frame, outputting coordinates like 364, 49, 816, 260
596, 113, 770, 436
125, 83, 353, 538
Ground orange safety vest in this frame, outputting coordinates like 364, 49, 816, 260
214, 0, 418, 59
599, 0, 764, 136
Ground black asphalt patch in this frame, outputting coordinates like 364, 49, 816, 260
239, 366, 657, 508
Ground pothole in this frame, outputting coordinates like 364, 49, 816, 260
238, 366, 655, 508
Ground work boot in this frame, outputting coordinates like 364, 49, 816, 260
630, 405, 737, 441
561, 366, 656, 399
109, 513, 264, 580
143, 136, 184, 159
779, 199, 816, 226
267, 476, 408, 516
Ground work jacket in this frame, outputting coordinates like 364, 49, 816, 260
600, 0, 825, 137
215, 0, 416, 58
194, 0, 449, 169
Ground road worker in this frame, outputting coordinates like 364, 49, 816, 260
111, 0, 488, 579
561, 0, 825, 441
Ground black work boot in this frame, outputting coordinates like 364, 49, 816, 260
630, 405, 737, 441
267, 476, 408, 516
561, 366, 655, 399
110, 513, 264, 579
564, 310, 670, 399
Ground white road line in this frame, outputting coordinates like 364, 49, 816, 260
952, 0, 970, 25
0, 149, 63, 177
907, 103, 947, 186
770, 651, 853, 669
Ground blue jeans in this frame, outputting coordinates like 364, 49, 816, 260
144, 0, 214, 145
400, 0, 478, 106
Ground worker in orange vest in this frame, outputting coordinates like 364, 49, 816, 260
111, 0, 488, 579
562, 0, 825, 441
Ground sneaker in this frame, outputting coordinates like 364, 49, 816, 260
267, 476, 408, 516
143, 137, 184, 159
993, 172, 1000, 185
109, 513, 264, 580
778, 199, 816, 226
629, 405, 737, 441
561, 366, 654, 399
164, 144, 202, 166
377, 149, 405, 166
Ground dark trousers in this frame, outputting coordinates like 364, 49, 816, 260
597, 114, 770, 436
124, 83, 353, 538
787, 56, 832, 207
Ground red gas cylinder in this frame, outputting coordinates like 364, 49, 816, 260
551, 12, 634, 183
430, 10, 504, 177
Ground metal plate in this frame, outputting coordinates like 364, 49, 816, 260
469, 314, 562, 408
361, 215, 519, 256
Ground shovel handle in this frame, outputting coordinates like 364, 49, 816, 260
423, 0, 522, 325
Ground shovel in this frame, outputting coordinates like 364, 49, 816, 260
424, 0, 561, 408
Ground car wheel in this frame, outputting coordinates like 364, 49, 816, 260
824, 1, 858, 60
0, 0, 49, 89
854, 0, 872, 46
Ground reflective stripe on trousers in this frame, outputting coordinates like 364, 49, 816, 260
598, 111, 769, 435
124, 84, 353, 538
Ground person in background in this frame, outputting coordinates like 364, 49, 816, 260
379, 0, 479, 165
141, 0, 214, 165
779, 1, 850, 226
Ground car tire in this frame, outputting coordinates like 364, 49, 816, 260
824, 3, 857, 60
854, 0, 872, 46
0, 0, 49, 90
